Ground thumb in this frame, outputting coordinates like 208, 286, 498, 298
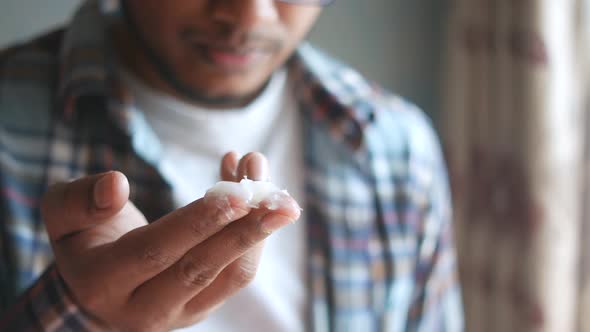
41, 171, 130, 242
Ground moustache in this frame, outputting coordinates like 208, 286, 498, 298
180, 27, 284, 53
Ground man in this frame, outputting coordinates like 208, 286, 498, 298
0, 0, 463, 331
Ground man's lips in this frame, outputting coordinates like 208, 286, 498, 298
191, 44, 270, 70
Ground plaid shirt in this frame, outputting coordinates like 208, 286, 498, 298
0, 1, 463, 331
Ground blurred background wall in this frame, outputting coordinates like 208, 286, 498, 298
0, 0, 447, 118
0, 0, 80, 46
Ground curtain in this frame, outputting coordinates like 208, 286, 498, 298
441, 0, 590, 331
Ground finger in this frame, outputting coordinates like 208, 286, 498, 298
220, 151, 240, 182
41, 171, 129, 242
236, 152, 270, 181
130, 201, 299, 309
183, 243, 264, 317
109, 194, 252, 287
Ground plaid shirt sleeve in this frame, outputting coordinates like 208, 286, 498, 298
405, 112, 463, 331
350, 93, 464, 330
0, 264, 100, 331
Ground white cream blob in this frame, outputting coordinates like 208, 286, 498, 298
205, 178, 301, 211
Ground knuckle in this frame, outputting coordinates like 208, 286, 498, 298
207, 197, 234, 226
75, 287, 104, 314
188, 217, 209, 239
212, 204, 234, 227
139, 245, 177, 271
188, 199, 235, 239
227, 264, 256, 289
236, 232, 258, 251
176, 256, 218, 288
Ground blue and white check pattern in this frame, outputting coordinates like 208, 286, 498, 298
0, 1, 463, 331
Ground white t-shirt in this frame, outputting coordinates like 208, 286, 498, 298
122, 69, 306, 332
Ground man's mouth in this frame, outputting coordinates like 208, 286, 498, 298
191, 44, 271, 71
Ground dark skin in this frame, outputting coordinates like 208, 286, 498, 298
42, 1, 322, 330
114, 0, 321, 107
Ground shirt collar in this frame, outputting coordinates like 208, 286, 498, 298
58, 0, 377, 151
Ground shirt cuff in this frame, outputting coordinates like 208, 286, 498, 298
0, 264, 103, 331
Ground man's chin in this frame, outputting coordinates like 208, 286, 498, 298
186, 93, 256, 109
168, 82, 262, 109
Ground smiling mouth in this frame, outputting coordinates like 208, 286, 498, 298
190, 43, 271, 71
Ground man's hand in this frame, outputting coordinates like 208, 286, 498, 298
41, 152, 299, 331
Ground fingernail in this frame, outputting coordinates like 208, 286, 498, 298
94, 173, 113, 209
260, 213, 293, 234
246, 154, 270, 181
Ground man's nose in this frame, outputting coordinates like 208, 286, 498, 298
211, 0, 280, 29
